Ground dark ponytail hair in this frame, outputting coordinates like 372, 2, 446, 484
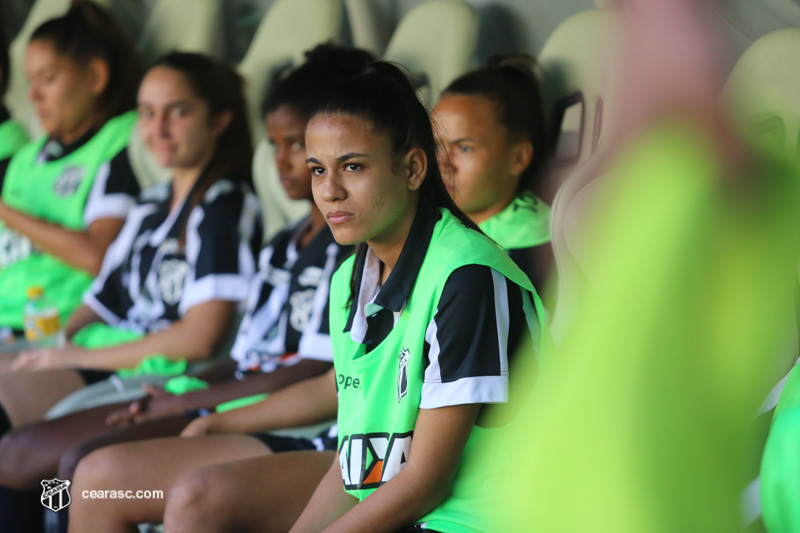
30, 0, 142, 121
149, 52, 253, 206
262, 43, 375, 120
307, 61, 479, 304
443, 53, 548, 195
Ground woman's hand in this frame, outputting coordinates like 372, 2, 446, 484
105, 384, 176, 427
180, 415, 216, 438
10, 344, 89, 372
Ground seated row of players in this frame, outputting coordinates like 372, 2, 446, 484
0, 3, 551, 532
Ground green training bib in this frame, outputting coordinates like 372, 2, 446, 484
0, 111, 136, 329
331, 208, 545, 533
0, 118, 28, 161
478, 192, 550, 250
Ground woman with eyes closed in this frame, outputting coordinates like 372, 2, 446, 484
0, 52, 262, 533
434, 53, 553, 295
0, 1, 142, 347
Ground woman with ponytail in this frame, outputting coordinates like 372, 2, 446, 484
0, 1, 144, 338
139, 61, 547, 533
287, 59, 547, 533
0, 52, 260, 533
434, 53, 553, 294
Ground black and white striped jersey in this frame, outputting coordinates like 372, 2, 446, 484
84, 178, 261, 333
344, 202, 528, 411
231, 218, 352, 375
81, 148, 141, 226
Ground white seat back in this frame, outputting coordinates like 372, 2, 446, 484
382, 0, 479, 108
344, 0, 389, 55
238, 0, 342, 237
136, 0, 225, 64
722, 28, 800, 158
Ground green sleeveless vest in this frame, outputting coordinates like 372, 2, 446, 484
0, 111, 136, 329
478, 191, 550, 250
330, 207, 546, 532
0, 118, 28, 161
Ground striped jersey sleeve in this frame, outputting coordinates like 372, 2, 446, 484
83, 201, 155, 324
420, 265, 526, 409
179, 182, 260, 314
82, 148, 141, 226
296, 242, 352, 361
229, 226, 348, 374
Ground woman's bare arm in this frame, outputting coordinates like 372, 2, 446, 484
181, 366, 338, 437
289, 457, 359, 533
0, 204, 123, 275
63, 305, 103, 339
106, 359, 333, 426
12, 300, 236, 371
291, 403, 481, 533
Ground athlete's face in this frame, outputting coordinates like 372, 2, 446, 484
306, 112, 425, 249
265, 105, 312, 201
434, 93, 526, 224
137, 66, 227, 170
26, 39, 105, 141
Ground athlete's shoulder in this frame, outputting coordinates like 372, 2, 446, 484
429, 208, 535, 293
7, 136, 46, 163
101, 110, 138, 132
332, 251, 357, 284
0, 119, 28, 157
201, 176, 256, 207
265, 221, 299, 252
427, 208, 499, 264
93, 111, 136, 149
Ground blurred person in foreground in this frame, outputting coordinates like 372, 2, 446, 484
482, 0, 800, 531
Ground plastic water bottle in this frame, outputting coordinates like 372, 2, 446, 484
24, 286, 65, 348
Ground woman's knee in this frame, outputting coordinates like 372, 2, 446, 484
0, 426, 50, 488
71, 446, 126, 492
164, 465, 229, 530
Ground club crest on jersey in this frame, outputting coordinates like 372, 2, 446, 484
298, 266, 324, 287
40, 478, 71, 512
289, 288, 316, 332
158, 258, 189, 305
398, 348, 409, 402
53, 166, 86, 197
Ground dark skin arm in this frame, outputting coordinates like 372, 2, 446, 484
181, 365, 338, 437
106, 359, 332, 426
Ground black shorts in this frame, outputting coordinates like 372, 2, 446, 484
250, 426, 337, 453
76, 369, 114, 385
